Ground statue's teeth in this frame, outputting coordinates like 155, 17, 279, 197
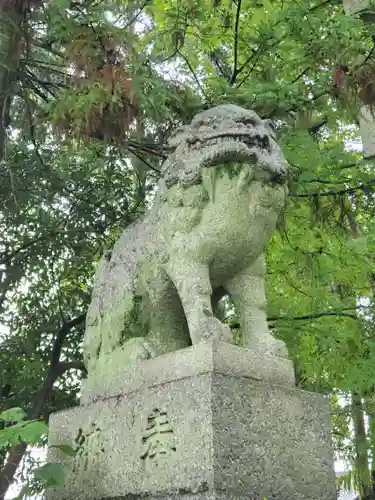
187, 133, 268, 152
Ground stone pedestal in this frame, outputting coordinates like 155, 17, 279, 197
46, 342, 337, 500
343, 0, 371, 15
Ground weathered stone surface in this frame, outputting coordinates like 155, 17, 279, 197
47, 346, 336, 500
83, 105, 290, 388
359, 105, 375, 159
80, 340, 295, 404
342, 0, 371, 16
95, 496, 279, 500
47, 106, 335, 500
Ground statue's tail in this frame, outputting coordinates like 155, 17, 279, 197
83, 253, 112, 371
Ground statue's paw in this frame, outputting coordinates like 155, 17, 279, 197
268, 338, 288, 358
121, 337, 156, 364
200, 316, 233, 344
249, 335, 288, 358
218, 322, 233, 344
137, 340, 156, 360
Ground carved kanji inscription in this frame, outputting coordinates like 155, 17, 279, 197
72, 422, 105, 475
141, 408, 176, 463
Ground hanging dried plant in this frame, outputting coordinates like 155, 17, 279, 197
332, 62, 375, 116
0, 0, 24, 12
352, 63, 375, 110
53, 25, 138, 143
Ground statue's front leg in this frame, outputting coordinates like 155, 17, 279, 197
225, 254, 288, 358
165, 258, 233, 345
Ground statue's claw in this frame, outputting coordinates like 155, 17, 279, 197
120, 337, 156, 364
198, 316, 233, 344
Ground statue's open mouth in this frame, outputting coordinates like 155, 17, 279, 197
184, 131, 275, 173
163, 119, 288, 187
187, 132, 271, 154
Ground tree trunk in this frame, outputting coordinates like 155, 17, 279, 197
0, 0, 25, 160
342, 0, 375, 159
352, 392, 372, 498
364, 389, 375, 498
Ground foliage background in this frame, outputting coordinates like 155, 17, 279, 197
1, 0, 375, 498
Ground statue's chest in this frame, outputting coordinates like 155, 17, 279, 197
184, 183, 282, 278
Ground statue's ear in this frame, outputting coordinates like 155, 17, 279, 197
263, 119, 277, 139
264, 118, 276, 131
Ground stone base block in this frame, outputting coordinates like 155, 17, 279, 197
343, 0, 370, 15
47, 343, 336, 500
80, 341, 296, 404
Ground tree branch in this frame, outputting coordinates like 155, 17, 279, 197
292, 179, 375, 198
177, 50, 206, 97
229, 308, 359, 330
291, 67, 310, 85
361, 39, 375, 67
230, 0, 242, 85
45, 314, 86, 380
128, 148, 161, 174
126, 139, 167, 159
268, 310, 358, 322
308, 118, 328, 135
236, 45, 263, 87
56, 360, 86, 377
124, 0, 151, 29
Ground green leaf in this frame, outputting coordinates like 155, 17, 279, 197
0, 426, 19, 448
50, 444, 77, 457
0, 407, 26, 422
33, 463, 66, 489
0, 419, 48, 448
17, 421, 48, 444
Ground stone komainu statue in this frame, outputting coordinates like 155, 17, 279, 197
83, 104, 290, 377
